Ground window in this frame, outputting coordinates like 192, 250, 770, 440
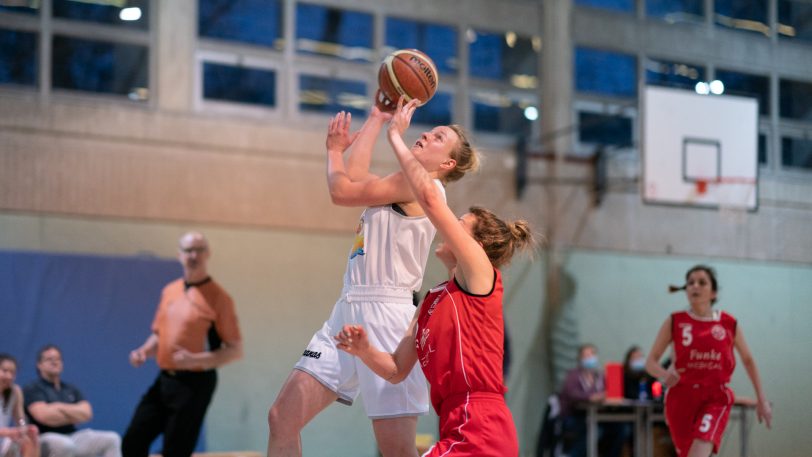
578, 111, 633, 147
385, 17, 457, 74
0, 1, 151, 100
203, 63, 276, 108
645, 58, 704, 91
715, 69, 769, 115
472, 90, 537, 135
576, 0, 634, 12
299, 74, 367, 116
54, 0, 150, 30
412, 92, 453, 126
198, 0, 282, 49
469, 29, 540, 89
714, 0, 768, 36
778, 0, 812, 42
576, 47, 637, 98
647, 0, 704, 23
779, 79, 812, 121
0, 29, 37, 86
758, 133, 767, 164
0, 3, 38, 15
52, 36, 148, 98
781, 136, 812, 170
296, 4, 373, 62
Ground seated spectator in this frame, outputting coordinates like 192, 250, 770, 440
559, 343, 624, 457
24, 345, 120, 457
623, 345, 654, 400
0, 354, 38, 457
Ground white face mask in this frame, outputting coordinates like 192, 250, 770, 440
581, 355, 599, 370
630, 358, 646, 372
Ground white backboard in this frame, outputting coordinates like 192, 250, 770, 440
642, 86, 758, 210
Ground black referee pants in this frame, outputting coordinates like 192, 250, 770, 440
122, 370, 217, 457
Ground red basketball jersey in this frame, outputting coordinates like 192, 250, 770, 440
671, 310, 737, 385
415, 269, 507, 414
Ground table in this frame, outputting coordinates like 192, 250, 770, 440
585, 397, 756, 457
585, 398, 647, 457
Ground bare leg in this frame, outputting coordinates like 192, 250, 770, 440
267, 370, 339, 457
21, 425, 40, 457
372, 416, 419, 457
686, 439, 714, 457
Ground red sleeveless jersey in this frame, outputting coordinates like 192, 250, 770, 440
671, 310, 737, 385
415, 269, 507, 414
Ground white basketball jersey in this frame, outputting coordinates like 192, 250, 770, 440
343, 179, 445, 292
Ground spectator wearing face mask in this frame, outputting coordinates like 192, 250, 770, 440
623, 345, 654, 401
558, 344, 624, 457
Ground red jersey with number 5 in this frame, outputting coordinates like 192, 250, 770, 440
671, 310, 737, 385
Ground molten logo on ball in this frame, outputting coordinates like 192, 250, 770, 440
408, 55, 437, 90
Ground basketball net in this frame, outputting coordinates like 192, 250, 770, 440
694, 177, 756, 225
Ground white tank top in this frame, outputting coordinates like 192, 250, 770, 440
0, 389, 16, 427
343, 179, 445, 294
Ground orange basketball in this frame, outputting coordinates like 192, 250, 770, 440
376, 49, 439, 112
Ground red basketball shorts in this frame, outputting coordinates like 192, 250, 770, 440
422, 392, 518, 457
665, 383, 734, 456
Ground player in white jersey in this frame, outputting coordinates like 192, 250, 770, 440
267, 102, 480, 457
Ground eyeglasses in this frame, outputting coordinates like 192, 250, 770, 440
180, 246, 208, 254
40, 356, 62, 363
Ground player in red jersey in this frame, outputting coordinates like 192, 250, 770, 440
334, 97, 536, 456
645, 265, 772, 457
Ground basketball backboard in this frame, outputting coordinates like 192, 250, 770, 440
642, 86, 758, 211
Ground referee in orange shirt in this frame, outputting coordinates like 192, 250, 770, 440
122, 232, 243, 457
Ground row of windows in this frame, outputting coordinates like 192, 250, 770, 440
0, 1, 810, 172
576, 47, 812, 123
0, 0, 150, 29
578, 0, 812, 42
6, 0, 807, 45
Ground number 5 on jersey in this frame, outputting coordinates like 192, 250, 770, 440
681, 324, 693, 346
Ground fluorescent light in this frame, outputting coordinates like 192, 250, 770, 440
120, 7, 141, 21
709, 79, 725, 95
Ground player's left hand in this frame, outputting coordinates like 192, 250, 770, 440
388, 97, 418, 138
334, 324, 369, 355
757, 398, 772, 429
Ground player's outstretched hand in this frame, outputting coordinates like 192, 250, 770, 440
326, 111, 359, 154
370, 96, 394, 122
388, 96, 419, 138
757, 398, 773, 430
334, 324, 369, 356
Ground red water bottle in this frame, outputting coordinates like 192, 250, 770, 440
651, 381, 663, 400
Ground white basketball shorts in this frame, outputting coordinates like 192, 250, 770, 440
294, 285, 429, 418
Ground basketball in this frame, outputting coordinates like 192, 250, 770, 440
376, 49, 439, 112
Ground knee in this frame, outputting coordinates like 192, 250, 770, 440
41, 436, 78, 457
104, 432, 122, 450
267, 405, 296, 439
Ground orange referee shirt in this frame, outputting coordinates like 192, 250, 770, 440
151, 278, 241, 371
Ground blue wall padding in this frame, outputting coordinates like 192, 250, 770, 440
0, 249, 206, 452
